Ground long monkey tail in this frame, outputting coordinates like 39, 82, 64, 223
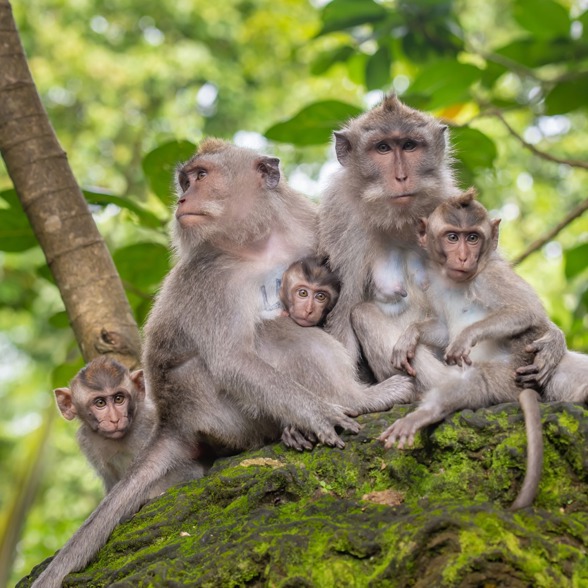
509, 389, 544, 510
30, 434, 198, 588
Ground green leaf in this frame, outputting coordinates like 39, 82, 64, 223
451, 127, 498, 171
318, 0, 388, 36
513, 0, 570, 40
113, 242, 170, 290
48, 311, 70, 329
311, 46, 355, 76
265, 101, 364, 146
545, 78, 588, 115
495, 37, 588, 68
52, 359, 85, 389
0, 191, 37, 252
564, 243, 588, 280
83, 190, 164, 229
407, 61, 482, 110
365, 45, 392, 91
142, 141, 197, 207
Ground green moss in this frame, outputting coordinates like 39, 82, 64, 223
20, 403, 588, 588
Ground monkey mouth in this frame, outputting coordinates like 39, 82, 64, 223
101, 428, 129, 439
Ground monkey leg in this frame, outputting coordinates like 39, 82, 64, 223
541, 351, 588, 403
351, 302, 406, 381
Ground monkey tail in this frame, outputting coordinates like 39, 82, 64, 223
509, 389, 543, 511
30, 434, 193, 588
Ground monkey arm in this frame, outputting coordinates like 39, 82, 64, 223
444, 308, 541, 367
392, 318, 447, 376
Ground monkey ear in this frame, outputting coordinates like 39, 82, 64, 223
491, 218, 501, 250
130, 369, 146, 398
417, 218, 428, 248
334, 131, 352, 166
54, 388, 77, 420
257, 157, 280, 189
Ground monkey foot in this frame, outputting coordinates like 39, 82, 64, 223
378, 410, 433, 449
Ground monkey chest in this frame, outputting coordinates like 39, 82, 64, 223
257, 265, 287, 319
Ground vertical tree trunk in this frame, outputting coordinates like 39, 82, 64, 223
0, 0, 141, 368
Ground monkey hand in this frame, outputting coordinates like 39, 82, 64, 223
515, 326, 566, 388
281, 426, 317, 451
444, 335, 473, 367
392, 329, 419, 376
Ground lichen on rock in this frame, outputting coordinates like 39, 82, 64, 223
19, 402, 588, 587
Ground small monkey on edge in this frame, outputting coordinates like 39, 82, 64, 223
54, 356, 156, 493
279, 256, 340, 327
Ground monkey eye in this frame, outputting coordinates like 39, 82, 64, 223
466, 233, 480, 244
94, 397, 106, 408
297, 288, 309, 298
376, 142, 391, 153
402, 140, 417, 151
114, 393, 126, 404
315, 292, 328, 302
446, 232, 459, 243
196, 170, 207, 180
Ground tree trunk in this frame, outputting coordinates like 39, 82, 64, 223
0, 0, 141, 368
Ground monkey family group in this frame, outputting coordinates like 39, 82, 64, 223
32, 95, 588, 587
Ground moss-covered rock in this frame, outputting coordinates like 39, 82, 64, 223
19, 402, 588, 587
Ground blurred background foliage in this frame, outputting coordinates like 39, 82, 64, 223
0, 0, 587, 584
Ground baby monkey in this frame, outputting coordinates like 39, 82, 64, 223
279, 256, 340, 327
55, 356, 157, 493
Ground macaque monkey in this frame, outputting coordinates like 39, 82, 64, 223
320, 94, 566, 387
381, 189, 588, 508
279, 256, 340, 327
32, 140, 413, 588
54, 357, 155, 492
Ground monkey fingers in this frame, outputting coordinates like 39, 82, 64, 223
444, 343, 472, 367
515, 363, 541, 388
281, 426, 316, 451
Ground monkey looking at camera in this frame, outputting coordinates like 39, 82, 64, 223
381, 189, 588, 508
320, 94, 566, 387
32, 140, 413, 588
279, 256, 340, 327
55, 357, 209, 499
54, 356, 155, 493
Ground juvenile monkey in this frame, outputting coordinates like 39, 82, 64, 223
381, 190, 587, 508
320, 94, 566, 386
32, 140, 412, 588
279, 256, 340, 327
54, 357, 155, 492
55, 357, 208, 497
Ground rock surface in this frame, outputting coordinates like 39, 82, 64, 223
20, 402, 588, 587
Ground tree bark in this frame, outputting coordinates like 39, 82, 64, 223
0, 0, 141, 368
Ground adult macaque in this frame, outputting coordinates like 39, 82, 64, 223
381, 190, 587, 508
320, 94, 566, 386
54, 357, 155, 493
279, 256, 340, 327
32, 140, 413, 588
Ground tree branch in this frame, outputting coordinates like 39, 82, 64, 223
511, 197, 588, 265
492, 109, 588, 170
0, 0, 141, 368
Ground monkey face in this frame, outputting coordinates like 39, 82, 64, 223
86, 390, 134, 439
288, 285, 333, 327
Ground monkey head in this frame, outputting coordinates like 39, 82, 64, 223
173, 138, 284, 256
55, 357, 145, 440
279, 257, 340, 327
418, 188, 500, 282
332, 94, 454, 231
